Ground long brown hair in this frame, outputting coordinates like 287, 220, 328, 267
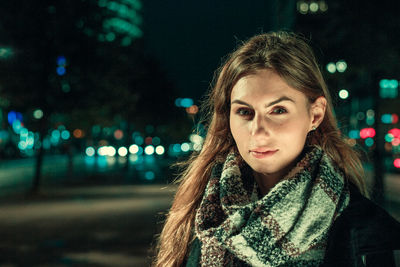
154, 31, 367, 267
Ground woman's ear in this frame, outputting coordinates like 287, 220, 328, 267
310, 96, 327, 130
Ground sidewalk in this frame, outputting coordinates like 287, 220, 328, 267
0, 184, 176, 266
0, 173, 399, 266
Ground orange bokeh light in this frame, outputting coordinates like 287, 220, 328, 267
114, 129, 124, 140
186, 105, 199, 115
73, 129, 84, 138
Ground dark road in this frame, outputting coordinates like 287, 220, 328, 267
0, 155, 399, 266
0, 184, 176, 266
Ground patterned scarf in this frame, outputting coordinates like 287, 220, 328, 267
194, 146, 350, 266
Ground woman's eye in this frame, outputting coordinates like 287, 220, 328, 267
272, 107, 287, 114
236, 108, 253, 117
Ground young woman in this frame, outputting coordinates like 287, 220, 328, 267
154, 32, 400, 266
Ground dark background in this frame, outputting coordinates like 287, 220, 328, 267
0, 0, 399, 265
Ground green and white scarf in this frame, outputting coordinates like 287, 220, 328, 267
194, 146, 350, 266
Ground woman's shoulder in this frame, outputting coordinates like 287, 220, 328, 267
340, 183, 400, 231
323, 182, 400, 266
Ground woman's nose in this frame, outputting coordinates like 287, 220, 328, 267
250, 114, 269, 136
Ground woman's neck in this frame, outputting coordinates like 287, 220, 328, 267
253, 171, 283, 196
252, 161, 298, 196
253, 150, 306, 196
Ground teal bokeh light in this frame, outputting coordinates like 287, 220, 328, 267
365, 138, 374, 147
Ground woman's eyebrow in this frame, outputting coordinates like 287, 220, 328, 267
265, 96, 295, 108
231, 99, 253, 108
231, 96, 295, 108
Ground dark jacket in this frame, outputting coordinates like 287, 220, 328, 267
322, 183, 400, 266
185, 184, 400, 266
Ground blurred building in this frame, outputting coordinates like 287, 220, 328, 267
82, 0, 143, 46
294, 0, 400, 177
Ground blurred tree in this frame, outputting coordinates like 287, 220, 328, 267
0, 0, 184, 193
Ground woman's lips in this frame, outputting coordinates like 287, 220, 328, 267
249, 149, 278, 159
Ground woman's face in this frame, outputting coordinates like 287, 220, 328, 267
229, 69, 321, 180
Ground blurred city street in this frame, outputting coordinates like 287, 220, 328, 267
0, 184, 176, 266
0, 155, 177, 266
0, 0, 399, 266
0, 155, 399, 266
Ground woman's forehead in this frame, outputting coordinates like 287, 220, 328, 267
230, 70, 306, 102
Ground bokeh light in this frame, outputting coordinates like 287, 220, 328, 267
297, 1, 308, 14
366, 109, 375, 117
52, 129, 61, 140
134, 135, 144, 145
385, 133, 394, 142
144, 145, 155, 155
98, 146, 116, 156
172, 144, 181, 153
145, 171, 155, 180
33, 109, 44, 119
145, 136, 153, 145
394, 159, 400, 168
12, 120, 23, 134
309, 2, 318, 12
186, 105, 199, 115
326, 62, 336, 73
61, 130, 70, 140
57, 66, 66, 76
365, 138, 374, 147
347, 138, 357, 147
339, 89, 349, 99
175, 98, 194, 108
129, 144, 139, 154
114, 129, 123, 140
86, 147, 96, 157
360, 128, 376, 139
73, 129, 84, 138
336, 60, 347, 72
181, 142, 190, 152
155, 145, 165, 155
348, 130, 360, 139
152, 136, 161, 146
118, 146, 128, 157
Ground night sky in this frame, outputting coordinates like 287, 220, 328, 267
142, 0, 295, 101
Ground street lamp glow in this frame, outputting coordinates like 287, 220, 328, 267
118, 146, 128, 157
193, 143, 202, 151
309, 2, 319, 12
385, 133, 394, 143
98, 146, 116, 156
181, 142, 190, 152
61, 130, 70, 140
129, 144, 139, 154
52, 129, 61, 139
319, 1, 328, 11
86, 147, 96, 157
298, 2, 308, 14
0, 47, 13, 59
326, 62, 336, 73
172, 144, 181, 153
144, 145, 155, 155
155, 145, 165, 155
145, 171, 155, 180
339, 89, 349, 99
336, 60, 347, 72
189, 134, 203, 144
365, 138, 374, 147
394, 159, 400, 168
33, 109, 44, 119
18, 141, 28, 150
